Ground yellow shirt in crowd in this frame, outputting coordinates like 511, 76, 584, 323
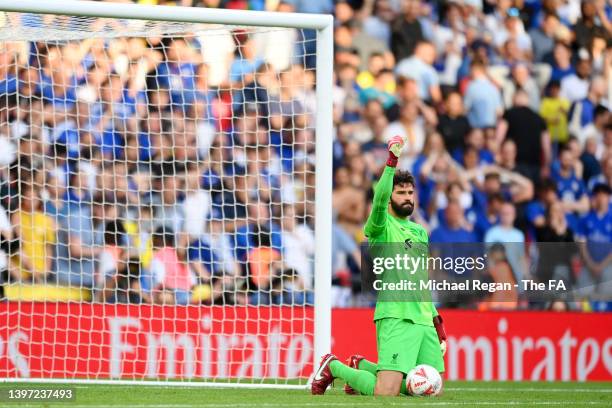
540, 96, 570, 143
14, 210, 56, 279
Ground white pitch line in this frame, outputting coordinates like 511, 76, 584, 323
65, 385, 612, 393
445, 387, 612, 393
13, 402, 612, 408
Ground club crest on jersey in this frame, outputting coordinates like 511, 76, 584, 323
404, 238, 413, 250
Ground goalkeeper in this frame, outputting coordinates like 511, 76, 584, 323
311, 136, 446, 396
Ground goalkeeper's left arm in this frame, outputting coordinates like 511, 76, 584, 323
433, 314, 447, 356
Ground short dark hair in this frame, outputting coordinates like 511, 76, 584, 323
537, 178, 557, 193
104, 220, 126, 247
484, 172, 501, 182
593, 183, 612, 196
488, 192, 505, 204
393, 170, 415, 189
594, 104, 609, 118
152, 226, 175, 248
558, 143, 573, 156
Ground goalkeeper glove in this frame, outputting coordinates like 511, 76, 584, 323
433, 315, 447, 356
386, 135, 404, 167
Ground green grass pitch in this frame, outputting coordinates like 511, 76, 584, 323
1, 381, 610, 407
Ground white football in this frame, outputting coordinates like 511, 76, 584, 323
406, 364, 443, 396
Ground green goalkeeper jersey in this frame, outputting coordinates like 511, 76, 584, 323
364, 165, 438, 326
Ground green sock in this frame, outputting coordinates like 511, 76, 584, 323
329, 360, 376, 396
356, 358, 408, 395
357, 358, 377, 374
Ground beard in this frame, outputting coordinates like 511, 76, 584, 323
390, 199, 414, 218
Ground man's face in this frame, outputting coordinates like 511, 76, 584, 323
560, 150, 574, 170
399, 78, 418, 102
484, 177, 501, 194
390, 183, 415, 217
594, 192, 610, 211
446, 93, 463, 116
500, 203, 516, 226
576, 60, 592, 78
488, 198, 503, 215
445, 202, 462, 227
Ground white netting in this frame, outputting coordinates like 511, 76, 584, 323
0, 11, 318, 385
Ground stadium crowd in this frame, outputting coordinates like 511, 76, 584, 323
0, 0, 610, 310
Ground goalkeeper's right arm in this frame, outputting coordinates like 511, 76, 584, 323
363, 136, 403, 238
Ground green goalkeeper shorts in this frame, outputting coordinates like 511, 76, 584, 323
375, 318, 445, 374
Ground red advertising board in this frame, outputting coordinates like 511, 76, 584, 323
332, 309, 612, 381
1, 303, 611, 381
0, 303, 313, 379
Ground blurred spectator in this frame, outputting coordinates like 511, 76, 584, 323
464, 60, 503, 130
581, 105, 610, 153
472, 192, 503, 241
385, 75, 437, 124
526, 178, 560, 231
390, 0, 424, 62
485, 202, 528, 282
151, 227, 194, 305
182, 166, 211, 240
540, 80, 570, 145
229, 31, 264, 86
344, 19, 390, 72
575, 183, 612, 296
356, 52, 392, 93
437, 92, 471, 154
359, 69, 396, 110
573, 0, 611, 51
552, 145, 590, 229
430, 201, 477, 243
560, 53, 592, 103
502, 64, 540, 110
333, 166, 366, 239
548, 42, 575, 82
466, 165, 533, 211
245, 223, 282, 305
480, 243, 518, 310
568, 76, 607, 142
234, 203, 282, 263
153, 167, 185, 234
529, 13, 560, 63
588, 155, 612, 193
496, 90, 551, 182
383, 100, 435, 169
55, 168, 102, 288
331, 222, 360, 307
535, 200, 576, 285
10, 182, 56, 283
279, 204, 315, 293
493, 8, 533, 58
363, 0, 394, 45
97, 220, 148, 304
395, 41, 441, 104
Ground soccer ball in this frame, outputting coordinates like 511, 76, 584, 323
406, 364, 443, 396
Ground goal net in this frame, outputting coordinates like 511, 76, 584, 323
0, 0, 332, 388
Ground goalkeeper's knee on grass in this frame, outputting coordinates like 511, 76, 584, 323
334, 357, 410, 396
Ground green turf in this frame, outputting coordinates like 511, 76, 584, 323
0, 381, 610, 407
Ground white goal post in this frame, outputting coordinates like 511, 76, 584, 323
0, 0, 332, 388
